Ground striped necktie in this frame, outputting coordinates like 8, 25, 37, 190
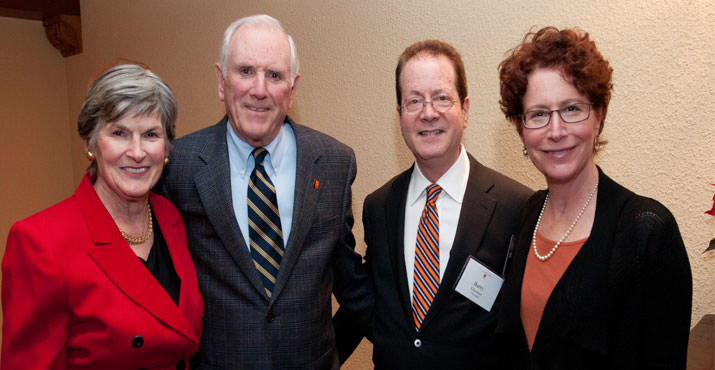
412, 184, 442, 330
248, 147, 284, 298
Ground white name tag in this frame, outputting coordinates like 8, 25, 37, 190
454, 257, 504, 312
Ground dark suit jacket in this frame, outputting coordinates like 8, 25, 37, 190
159, 116, 371, 370
2, 174, 203, 370
496, 168, 692, 370
336, 154, 531, 370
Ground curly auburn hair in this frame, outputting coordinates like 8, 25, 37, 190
498, 27, 613, 138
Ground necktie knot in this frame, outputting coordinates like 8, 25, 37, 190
252, 147, 268, 168
426, 184, 442, 204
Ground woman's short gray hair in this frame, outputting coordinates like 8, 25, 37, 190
78, 64, 177, 176
218, 14, 299, 86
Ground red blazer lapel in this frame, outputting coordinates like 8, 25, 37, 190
75, 175, 199, 343
151, 192, 204, 339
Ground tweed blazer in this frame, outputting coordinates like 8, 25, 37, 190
2, 175, 203, 370
496, 168, 692, 370
159, 116, 371, 370
335, 154, 531, 370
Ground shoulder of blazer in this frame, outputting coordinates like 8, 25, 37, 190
171, 117, 229, 160
9, 174, 129, 250
597, 169, 675, 233
7, 185, 85, 250
595, 167, 686, 273
466, 153, 533, 201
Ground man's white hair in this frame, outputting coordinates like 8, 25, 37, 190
218, 14, 299, 86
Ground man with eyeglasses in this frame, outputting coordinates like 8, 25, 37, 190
334, 40, 531, 370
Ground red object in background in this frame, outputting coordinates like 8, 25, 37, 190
706, 184, 715, 216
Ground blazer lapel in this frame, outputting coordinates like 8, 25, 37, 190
386, 169, 415, 327
151, 193, 202, 340
76, 176, 197, 341
421, 156, 497, 329
269, 121, 319, 304
192, 119, 267, 298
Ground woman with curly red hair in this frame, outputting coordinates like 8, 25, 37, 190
495, 27, 691, 369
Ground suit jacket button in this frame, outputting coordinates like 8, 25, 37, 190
414, 339, 422, 348
176, 360, 186, 370
266, 312, 276, 323
132, 335, 144, 348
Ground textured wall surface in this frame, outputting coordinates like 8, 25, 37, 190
2, 0, 713, 368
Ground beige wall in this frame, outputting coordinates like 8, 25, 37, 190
0, 16, 76, 336
0, 16, 75, 245
2, 0, 714, 368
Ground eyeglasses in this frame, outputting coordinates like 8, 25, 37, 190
521, 103, 592, 129
401, 94, 456, 115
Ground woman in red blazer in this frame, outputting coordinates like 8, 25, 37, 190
2, 64, 203, 370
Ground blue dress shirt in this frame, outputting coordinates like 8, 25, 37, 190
226, 120, 297, 250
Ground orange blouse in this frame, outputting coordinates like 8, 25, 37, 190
520, 231, 587, 350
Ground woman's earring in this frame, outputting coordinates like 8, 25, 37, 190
86, 151, 95, 161
163, 157, 169, 166
594, 136, 600, 151
522, 147, 528, 158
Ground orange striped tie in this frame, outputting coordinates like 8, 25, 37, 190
412, 184, 442, 329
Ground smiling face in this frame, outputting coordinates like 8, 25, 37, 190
216, 23, 299, 147
521, 67, 601, 186
398, 54, 469, 181
91, 113, 166, 204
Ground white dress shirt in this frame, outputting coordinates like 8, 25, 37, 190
404, 146, 470, 300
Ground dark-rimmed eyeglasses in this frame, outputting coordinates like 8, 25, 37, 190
521, 103, 592, 129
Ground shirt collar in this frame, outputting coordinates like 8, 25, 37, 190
226, 119, 289, 173
408, 145, 469, 206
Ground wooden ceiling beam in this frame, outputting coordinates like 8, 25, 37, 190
0, 0, 80, 19
0, 0, 82, 57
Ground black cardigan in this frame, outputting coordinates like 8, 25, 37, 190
496, 168, 692, 370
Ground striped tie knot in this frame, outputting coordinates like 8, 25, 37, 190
253, 147, 268, 166
426, 184, 442, 204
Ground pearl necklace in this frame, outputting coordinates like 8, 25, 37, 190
532, 181, 598, 261
120, 202, 153, 245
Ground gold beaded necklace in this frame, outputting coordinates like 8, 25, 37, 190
120, 202, 153, 245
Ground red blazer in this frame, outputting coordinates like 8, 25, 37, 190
2, 175, 203, 370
